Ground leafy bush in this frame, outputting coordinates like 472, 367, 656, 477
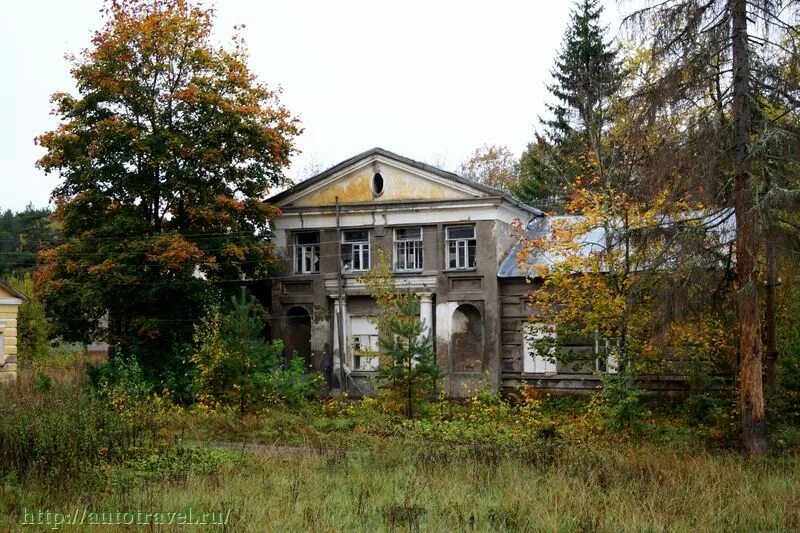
192, 292, 320, 412
591, 368, 645, 432
6, 274, 50, 365
158, 342, 197, 405
87, 355, 152, 407
264, 354, 324, 406
85, 355, 176, 447
33, 371, 52, 393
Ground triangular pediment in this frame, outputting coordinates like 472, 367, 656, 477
272, 148, 529, 209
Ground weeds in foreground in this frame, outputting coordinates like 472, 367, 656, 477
2, 365, 799, 531
2, 437, 797, 532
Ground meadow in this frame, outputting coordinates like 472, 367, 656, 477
2, 360, 799, 532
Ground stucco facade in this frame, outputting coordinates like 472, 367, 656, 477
267, 148, 690, 397
0, 281, 27, 383
268, 148, 542, 397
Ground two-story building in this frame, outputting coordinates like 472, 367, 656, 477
268, 148, 687, 397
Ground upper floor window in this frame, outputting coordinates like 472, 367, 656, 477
394, 227, 423, 272
341, 229, 370, 272
446, 226, 476, 270
294, 232, 320, 274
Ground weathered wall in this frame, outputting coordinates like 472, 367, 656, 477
433, 219, 504, 397
497, 277, 693, 396
292, 165, 473, 206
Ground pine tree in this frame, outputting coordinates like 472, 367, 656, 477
376, 296, 440, 418
624, 0, 800, 452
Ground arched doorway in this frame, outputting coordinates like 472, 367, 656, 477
284, 306, 312, 368
451, 304, 483, 372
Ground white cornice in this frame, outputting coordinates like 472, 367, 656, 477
0, 298, 23, 305
324, 276, 437, 295
274, 201, 529, 231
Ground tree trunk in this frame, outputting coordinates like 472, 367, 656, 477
731, 0, 767, 453
765, 237, 778, 397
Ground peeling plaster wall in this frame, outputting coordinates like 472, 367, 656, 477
270, 155, 533, 397
292, 165, 473, 206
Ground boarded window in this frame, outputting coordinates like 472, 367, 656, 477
350, 316, 379, 371
523, 323, 557, 374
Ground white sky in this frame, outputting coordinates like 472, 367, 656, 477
0, 0, 625, 212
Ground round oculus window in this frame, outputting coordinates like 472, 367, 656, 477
372, 172, 384, 196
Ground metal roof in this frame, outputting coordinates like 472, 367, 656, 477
497, 209, 736, 279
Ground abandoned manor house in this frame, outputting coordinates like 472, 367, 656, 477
269, 148, 683, 397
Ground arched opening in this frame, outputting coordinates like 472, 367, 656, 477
451, 304, 483, 372
284, 306, 312, 368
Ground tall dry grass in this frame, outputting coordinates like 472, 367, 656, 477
2, 438, 798, 531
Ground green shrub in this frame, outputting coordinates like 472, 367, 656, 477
592, 368, 645, 432
33, 371, 52, 393
262, 354, 324, 406
193, 292, 320, 412
6, 274, 50, 365
87, 355, 152, 405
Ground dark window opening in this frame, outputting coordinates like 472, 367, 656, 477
372, 172, 384, 196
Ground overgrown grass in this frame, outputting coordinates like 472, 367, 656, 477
1, 365, 799, 531
2, 440, 798, 531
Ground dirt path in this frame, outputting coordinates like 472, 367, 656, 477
188, 440, 360, 457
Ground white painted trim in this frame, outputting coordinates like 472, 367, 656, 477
274, 203, 525, 231
324, 276, 437, 294
0, 298, 23, 305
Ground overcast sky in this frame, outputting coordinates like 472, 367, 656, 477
0, 0, 625, 212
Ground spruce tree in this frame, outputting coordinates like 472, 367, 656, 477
517, 0, 621, 209
544, 0, 620, 145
